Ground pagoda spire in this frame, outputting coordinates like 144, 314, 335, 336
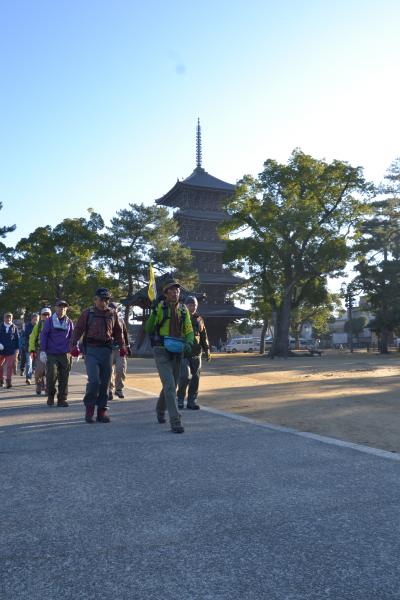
196, 118, 202, 169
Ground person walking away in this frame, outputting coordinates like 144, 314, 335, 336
69, 288, 127, 423
29, 307, 51, 395
40, 300, 74, 407
108, 302, 130, 400
18, 326, 26, 376
144, 280, 193, 433
0, 312, 20, 388
177, 296, 211, 410
23, 313, 38, 384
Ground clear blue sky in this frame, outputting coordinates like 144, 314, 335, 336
1, 0, 399, 247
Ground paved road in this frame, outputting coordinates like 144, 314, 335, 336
2, 371, 400, 599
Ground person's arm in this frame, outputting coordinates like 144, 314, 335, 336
144, 306, 158, 334
40, 319, 50, 353
122, 321, 129, 346
199, 319, 211, 357
70, 310, 88, 349
112, 315, 124, 348
67, 319, 74, 344
29, 324, 38, 353
14, 327, 20, 352
182, 310, 194, 345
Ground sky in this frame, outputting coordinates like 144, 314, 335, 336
1, 0, 400, 256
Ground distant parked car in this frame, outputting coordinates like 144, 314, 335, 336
226, 338, 258, 353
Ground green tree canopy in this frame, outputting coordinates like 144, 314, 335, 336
0, 201, 16, 262
220, 149, 373, 357
290, 280, 341, 344
354, 157, 400, 352
0, 211, 115, 319
95, 203, 196, 321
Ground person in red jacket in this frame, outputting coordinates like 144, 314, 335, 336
70, 288, 128, 423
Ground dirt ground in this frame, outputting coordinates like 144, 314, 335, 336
125, 350, 400, 453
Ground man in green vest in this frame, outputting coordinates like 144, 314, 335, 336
144, 280, 193, 433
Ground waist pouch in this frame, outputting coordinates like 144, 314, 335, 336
163, 336, 185, 353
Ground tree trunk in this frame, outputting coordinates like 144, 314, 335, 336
380, 327, 389, 354
259, 318, 268, 354
270, 293, 291, 358
124, 303, 131, 328
124, 274, 134, 328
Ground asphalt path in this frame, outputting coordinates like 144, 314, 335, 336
2, 370, 400, 599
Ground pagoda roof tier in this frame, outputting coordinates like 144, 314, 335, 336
183, 166, 235, 191
198, 272, 244, 285
185, 241, 226, 252
156, 167, 235, 207
197, 304, 249, 318
176, 208, 227, 222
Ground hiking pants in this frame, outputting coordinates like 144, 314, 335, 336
0, 354, 15, 382
177, 355, 202, 402
46, 353, 71, 401
109, 348, 127, 392
34, 357, 46, 392
154, 347, 181, 420
83, 346, 113, 409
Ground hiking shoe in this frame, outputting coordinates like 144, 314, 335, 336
187, 401, 200, 410
47, 396, 55, 406
57, 400, 69, 407
157, 412, 166, 424
115, 390, 124, 399
6, 381, 12, 389
85, 406, 95, 424
170, 419, 184, 434
96, 408, 111, 423
177, 398, 184, 410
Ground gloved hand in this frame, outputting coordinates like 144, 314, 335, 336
205, 352, 212, 363
30, 351, 37, 360
0, 343, 4, 351
119, 347, 128, 357
39, 351, 47, 364
70, 346, 80, 358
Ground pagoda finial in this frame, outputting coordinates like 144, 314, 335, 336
196, 118, 202, 169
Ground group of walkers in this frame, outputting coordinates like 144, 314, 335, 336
0, 280, 210, 434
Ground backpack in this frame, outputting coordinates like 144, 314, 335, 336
151, 301, 187, 347
82, 307, 117, 348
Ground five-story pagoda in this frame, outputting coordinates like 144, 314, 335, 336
156, 120, 247, 345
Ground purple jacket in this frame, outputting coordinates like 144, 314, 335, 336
40, 315, 74, 354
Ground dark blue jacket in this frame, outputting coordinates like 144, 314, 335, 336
22, 322, 35, 351
0, 323, 19, 356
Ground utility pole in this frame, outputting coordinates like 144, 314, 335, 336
343, 284, 355, 353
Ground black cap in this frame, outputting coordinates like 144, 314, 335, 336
95, 287, 111, 299
55, 299, 69, 307
162, 279, 181, 294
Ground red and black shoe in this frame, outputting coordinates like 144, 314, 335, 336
85, 406, 95, 424
96, 408, 111, 423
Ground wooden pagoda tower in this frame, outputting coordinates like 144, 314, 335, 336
155, 120, 247, 345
